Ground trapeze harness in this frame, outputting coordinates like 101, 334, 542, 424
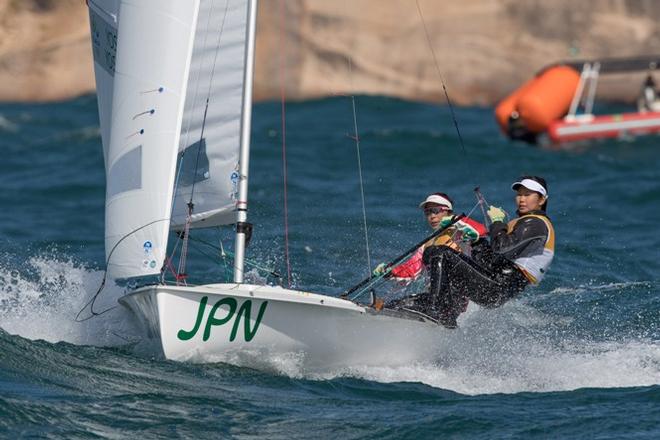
420, 211, 555, 327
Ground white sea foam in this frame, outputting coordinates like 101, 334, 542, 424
169, 298, 660, 395
0, 114, 18, 133
550, 281, 653, 295
286, 302, 659, 395
1, 255, 658, 395
332, 339, 660, 395
0, 255, 139, 346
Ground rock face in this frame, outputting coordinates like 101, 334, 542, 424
1, 0, 660, 104
0, 0, 92, 102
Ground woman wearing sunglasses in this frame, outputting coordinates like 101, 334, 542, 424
375, 192, 487, 280
422, 176, 555, 328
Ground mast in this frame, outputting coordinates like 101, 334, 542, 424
233, 0, 258, 283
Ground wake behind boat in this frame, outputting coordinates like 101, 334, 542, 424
87, 0, 448, 365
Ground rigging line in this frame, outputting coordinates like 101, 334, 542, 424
75, 218, 170, 323
415, 0, 467, 156
216, 234, 234, 278
190, 235, 281, 277
170, 1, 218, 282
164, 256, 180, 280
172, 0, 221, 222
279, 0, 292, 288
189, 0, 231, 205
474, 187, 492, 229
465, 200, 481, 219
162, 232, 185, 284
178, 1, 231, 280
161, 227, 184, 283
195, 243, 231, 280
187, 240, 225, 269
176, 216, 191, 285
348, 276, 381, 302
347, 58, 373, 275
187, 240, 235, 282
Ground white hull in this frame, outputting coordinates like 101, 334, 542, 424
119, 283, 446, 368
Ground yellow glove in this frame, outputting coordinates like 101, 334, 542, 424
373, 262, 388, 277
487, 206, 507, 223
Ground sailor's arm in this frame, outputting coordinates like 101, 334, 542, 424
439, 216, 482, 242
489, 216, 548, 260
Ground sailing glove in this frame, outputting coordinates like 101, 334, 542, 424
439, 215, 457, 229
441, 215, 479, 242
487, 206, 507, 223
373, 262, 388, 277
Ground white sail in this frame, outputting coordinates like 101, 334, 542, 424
89, 0, 200, 279
170, 0, 250, 229
88, 0, 120, 164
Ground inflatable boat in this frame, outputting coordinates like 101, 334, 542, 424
495, 55, 660, 146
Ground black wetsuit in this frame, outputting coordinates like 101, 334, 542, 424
416, 211, 552, 327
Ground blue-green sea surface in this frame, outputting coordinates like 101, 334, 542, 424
0, 96, 658, 438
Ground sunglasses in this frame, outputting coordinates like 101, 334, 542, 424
424, 206, 451, 215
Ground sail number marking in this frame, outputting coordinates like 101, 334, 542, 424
90, 8, 117, 76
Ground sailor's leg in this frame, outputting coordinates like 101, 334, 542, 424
423, 246, 468, 327
468, 244, 526, 307
425, 246, 527, 325
422, 247, 531, 325
468, 266, 528, 308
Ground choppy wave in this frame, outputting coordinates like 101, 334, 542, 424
263, 302, 660, 395
2, 95, 660, 437
0, 114, 18, 132
550, 281, 654, 295
1, 256, 658, 397
0, 254, 138, 347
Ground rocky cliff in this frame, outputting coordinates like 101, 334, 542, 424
1, 0, 659, 104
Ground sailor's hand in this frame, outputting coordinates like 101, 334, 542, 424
439, 215, 456, 229
373, 262, 388, 277
456, 221, 479, 242
487, 206, 507, 223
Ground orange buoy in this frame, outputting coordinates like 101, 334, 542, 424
517, 66, 581, 133
495, 76, 540, 134
495, 65, 581, 137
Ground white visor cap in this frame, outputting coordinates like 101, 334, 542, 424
419, 194, 453, 210
511, 178, 548, 198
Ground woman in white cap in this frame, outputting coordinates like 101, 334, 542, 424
422, 176, 555, 328
378, 192, 487, 316
374, 192, 486, 279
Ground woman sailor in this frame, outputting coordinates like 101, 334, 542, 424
374, 192, 487, 280
378, 192, 486, 317
422, 176, 555, 328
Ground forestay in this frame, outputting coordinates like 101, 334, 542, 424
89, 0, 200, 279
171, 0, 250, 230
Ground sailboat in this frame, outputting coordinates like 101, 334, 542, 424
88, 0, 445, 366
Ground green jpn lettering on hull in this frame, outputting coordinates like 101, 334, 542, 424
176, 296, 268, 342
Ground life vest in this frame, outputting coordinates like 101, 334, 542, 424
390, 217, 486, 279
427, 230, 462, 252
427, 216, 485, 252
507, 214, 555, 284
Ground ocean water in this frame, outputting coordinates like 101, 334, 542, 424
0, 95, 658, 438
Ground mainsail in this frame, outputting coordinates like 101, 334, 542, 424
171, 0, 250, 230
89, 0, 200, 279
